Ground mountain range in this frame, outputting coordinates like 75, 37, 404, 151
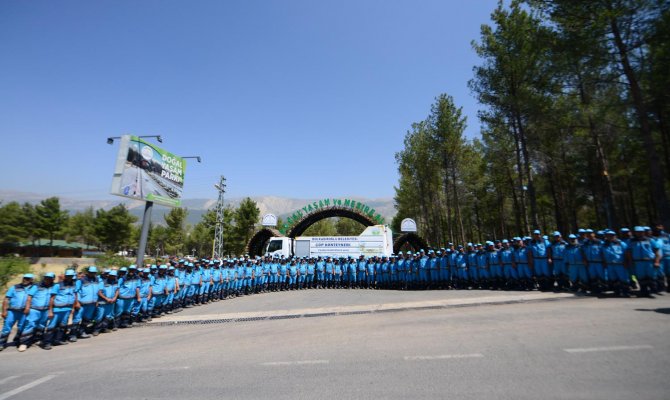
0, 190, 397, 226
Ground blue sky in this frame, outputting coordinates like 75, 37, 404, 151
0, 0, 497, 200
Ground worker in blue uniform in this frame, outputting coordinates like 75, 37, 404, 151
94, 269, 119, 334
454, 246, 468, 289
72, 266, 99, 340
652, 224, 669, 292
116, 267, 139, 327
486, 242, 501, 290
357, 256, 367, 289
288, 260, 298, 290
365, 256, 376, 289
603, 230, 630, 296
1, 273, 34, 351
530, 230, 551, 290
476, 244, 489, 289
566, 234, 588, 292
148, 266, 167, 317
165, 266, 179, 311
49, 269, 77, 346
20, 272, 56, 351
626, 226, 662, 296
549, 232, 568, 290
513, 238, 534, 290
466, 244, 478, 289
583, 230, 607, 293
499, 240, 516, 289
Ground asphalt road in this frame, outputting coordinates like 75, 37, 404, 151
1, 291, 669, 400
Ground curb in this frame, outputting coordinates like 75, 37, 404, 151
140, 293, 581, 328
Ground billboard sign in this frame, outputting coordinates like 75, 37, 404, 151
110, 135, 186, 207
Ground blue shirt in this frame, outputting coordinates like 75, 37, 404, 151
5, 283, 32, 310
28, 283, 55, 309
603, 240, 627, 265
53, 281, 76, 308
76, 276, 99, 304
118, 277, 138, 299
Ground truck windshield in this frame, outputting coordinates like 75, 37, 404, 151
266, 239, 283, 253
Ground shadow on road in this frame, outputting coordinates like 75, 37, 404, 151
635, 308, 670, 315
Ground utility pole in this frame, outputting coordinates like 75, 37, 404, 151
213, 176, 226, 258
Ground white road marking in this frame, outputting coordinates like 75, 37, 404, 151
0, 375, 57, 400
564, 345, 653, 354
0, 376, 19, 386
126, 366, 191, 372
404, 353, 484, 361
261, 360, 330, 366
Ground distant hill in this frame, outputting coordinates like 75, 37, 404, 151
0, 190, 397, 226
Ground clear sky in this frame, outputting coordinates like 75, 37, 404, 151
0, 0, 498, 200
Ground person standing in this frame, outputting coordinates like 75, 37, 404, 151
0, 273, 34, 351
49, 269, 77, 345
20, 272, 56, 351
627, 226, 662, 296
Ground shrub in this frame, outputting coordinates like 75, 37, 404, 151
0, 256, 31, 289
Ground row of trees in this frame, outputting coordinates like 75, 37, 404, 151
393, 0, 670, 247
0, 197, 262, 257
0, 197, 135, 252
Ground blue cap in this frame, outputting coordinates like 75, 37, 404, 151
533, 229, 541, 234
501, 239, 509, 244
467, 242, 473, 247
88, 266, 98, 273
568, 234, 577, 239
406, 251, 412, 255
605, 230, 616, 235
552, 231, 561, 237
150, 265, 157, 269
578, 229, 585, 234
65, 270, 76, 276
109, 270, 118, 276
644, 226, 651, 231
620, 228, 630, 233
634, 226, 645, 232
23, 273, 34, 279
585, 229, 594, 233
168, 266, 175, 270
159, 265, 167, 270
119, 267, 128, 272
142, 268, 151, 273
44, 272, 55, 278
596, 230, 604, 235
128, 264, 137, 269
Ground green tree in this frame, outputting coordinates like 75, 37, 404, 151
231, 198, 260, 256
67, 207, 96, 246
186, 209, 217, 257
335, 218, 365, 236
94, 204, 137, 252
303, 218, 337, 236
35, 197, 69, 252
164, 207, 188, 255
0, 202, 27, 245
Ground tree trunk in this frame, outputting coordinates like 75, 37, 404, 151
451, 168, 466, 245
507, 166, 523, 235
514, 111, 539, 229
610, 16, 670, 226
510, 115, 530, 233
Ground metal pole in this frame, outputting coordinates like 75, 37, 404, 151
136, 201, 153, 267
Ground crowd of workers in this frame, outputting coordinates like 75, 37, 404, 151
1, 223, 669, 353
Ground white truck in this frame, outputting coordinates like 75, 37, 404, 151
264, 225, 393, 259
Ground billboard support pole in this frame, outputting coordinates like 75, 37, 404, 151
136, 201, 153, 267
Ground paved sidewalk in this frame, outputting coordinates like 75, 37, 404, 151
149, 290, 578, 323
